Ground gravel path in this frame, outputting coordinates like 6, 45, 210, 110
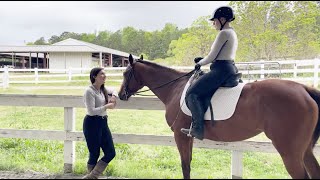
0, 171, 125, 179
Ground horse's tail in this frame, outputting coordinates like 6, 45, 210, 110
305, 85, 320, 148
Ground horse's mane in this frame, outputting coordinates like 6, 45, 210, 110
136, 60, 189, 76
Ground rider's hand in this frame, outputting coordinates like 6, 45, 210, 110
194, 57, 203, 64
195, 64, 201, 70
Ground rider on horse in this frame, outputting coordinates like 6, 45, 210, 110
181, 6, 239, 140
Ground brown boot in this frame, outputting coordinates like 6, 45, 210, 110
87, 164, 95, 173
82, 160, 108, 179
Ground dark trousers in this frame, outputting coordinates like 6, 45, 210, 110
83, 115, 116, 165
186, 60, 238, 118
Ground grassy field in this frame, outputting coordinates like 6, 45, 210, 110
0, 83, 319, 179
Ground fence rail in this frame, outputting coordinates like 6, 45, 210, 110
1, 58, 320, 88
0, 94, 319, 179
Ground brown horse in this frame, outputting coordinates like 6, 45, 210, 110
118, 55, 320, 179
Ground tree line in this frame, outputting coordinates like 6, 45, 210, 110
29, 1, 320, 65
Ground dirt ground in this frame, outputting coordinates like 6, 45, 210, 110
0, 170, 124, 179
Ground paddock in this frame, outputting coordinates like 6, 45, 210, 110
0, 94, 319, 179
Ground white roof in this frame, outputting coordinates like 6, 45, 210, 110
0, 38, 138, 58
0, 52, 44, 58
53, 38, 134, 57
0, 45, 96, 53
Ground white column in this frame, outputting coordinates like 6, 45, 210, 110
100, 52, 103, 67
29, 52, 32, 68
34, 68, 38, 84
3, 66, 9, 89
12, 53, 14, 66
231, 150, 243, 179
68, 67, 72, 81
109, 53, 113, 67
64, 107, 75, 173
64, 52, 66, 69
36, 53, 39, 68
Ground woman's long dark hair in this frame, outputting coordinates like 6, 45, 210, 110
89, 67, 108, 104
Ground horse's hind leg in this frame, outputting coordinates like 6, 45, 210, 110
279, 152, 309, 179
271, 136, 309, 178
273, 141, 309, 179
304, 145, 320, 178
174, 130, 194, 179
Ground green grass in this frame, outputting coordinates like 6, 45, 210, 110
0, 85, 319, 178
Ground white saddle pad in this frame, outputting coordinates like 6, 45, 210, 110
180, 75, 246, 121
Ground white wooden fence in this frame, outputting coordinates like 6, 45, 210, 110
1, 58, 320, 88
0, 94, 319, 179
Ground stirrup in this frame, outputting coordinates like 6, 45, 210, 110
187, 122, 193, 137
181, 123, 194, 137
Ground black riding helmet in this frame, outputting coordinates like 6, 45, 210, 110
209, 6, 235, 30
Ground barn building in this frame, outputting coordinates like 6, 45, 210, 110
0, 38, 136, 70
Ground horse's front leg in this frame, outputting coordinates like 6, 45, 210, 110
174, 130, 194, 179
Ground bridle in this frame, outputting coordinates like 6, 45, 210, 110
123, 62, 142, 99
123, 60, 196, 99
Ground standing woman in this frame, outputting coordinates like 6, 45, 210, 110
82, 67, 118, 179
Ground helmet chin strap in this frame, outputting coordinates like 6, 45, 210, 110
218, 19, 227, 30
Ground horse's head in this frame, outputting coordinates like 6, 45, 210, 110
118, 54, 145, 101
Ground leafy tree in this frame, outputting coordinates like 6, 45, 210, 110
106, 30, 123, 50
93, 30, 112, 46
48, 32, 82, 44
144, 23, 186, 60
168, 16, 216, 65
33, 37, 48, 45
80, 33, 96, 43
230, 1, 320, 61
121, 27, 146, 56
288, 1, 320, 59
48, 35, 61, 44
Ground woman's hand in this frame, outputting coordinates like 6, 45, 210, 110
109, 96, 117, 104
106, 95, 117, 109
105, 102, 116, 109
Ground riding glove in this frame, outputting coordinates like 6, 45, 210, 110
195, 64, 201, 70
194, 57, 203, 64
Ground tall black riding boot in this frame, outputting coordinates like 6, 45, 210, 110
181, 94, 205, 140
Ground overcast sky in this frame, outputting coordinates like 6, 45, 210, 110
0, 1, 229, 45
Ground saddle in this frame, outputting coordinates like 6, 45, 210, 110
194, 71, 243, 124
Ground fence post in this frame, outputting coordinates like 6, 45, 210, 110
3, 67, 9, 89
314, 58, 319, 88
293, 62, 297, 79
260, 60, 265, 80
231, 150, 243, 179
68, 68, 72, 82
64, 107, 75, 173
35, 68, 39, 84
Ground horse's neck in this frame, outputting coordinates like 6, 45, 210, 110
140, 64, 187, 104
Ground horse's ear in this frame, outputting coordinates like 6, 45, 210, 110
140, 55, 143, 60
129, 54, 134, 65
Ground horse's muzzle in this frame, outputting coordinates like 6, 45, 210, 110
119, 93, 129, 101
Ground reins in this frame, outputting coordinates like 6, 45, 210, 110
133, 69, 196, 96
